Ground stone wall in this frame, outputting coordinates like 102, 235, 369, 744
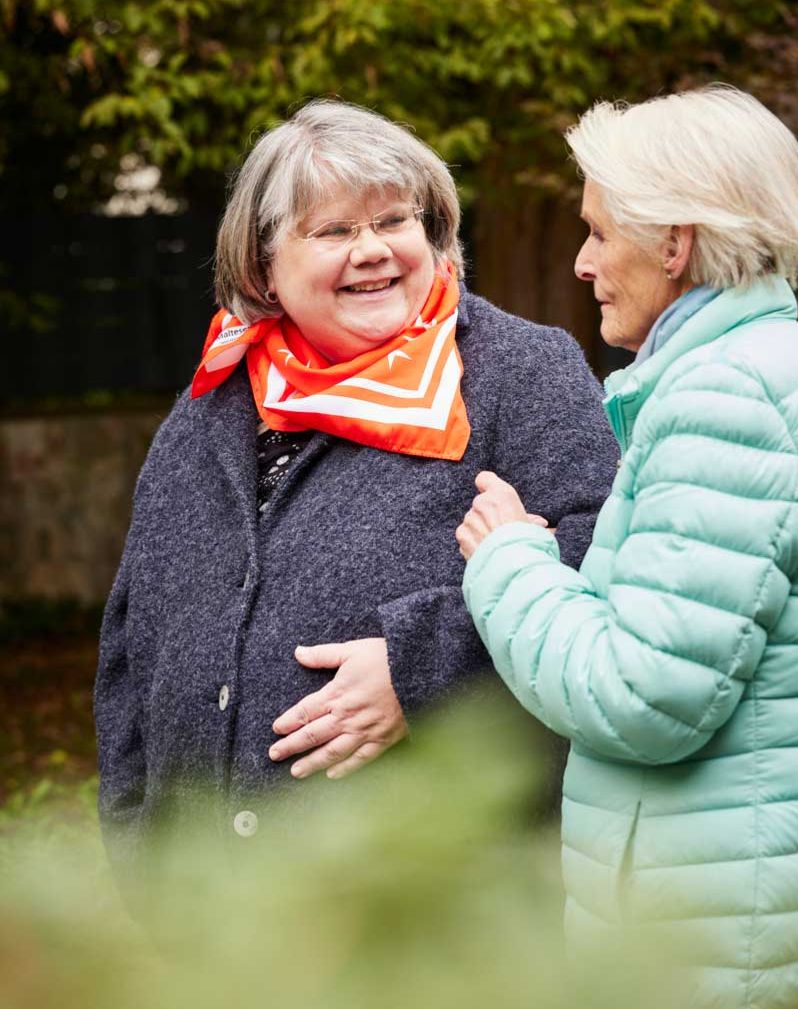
0, 411, 165, 604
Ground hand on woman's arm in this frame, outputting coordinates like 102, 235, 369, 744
456, 471, 553, 560
270, 638, 408, 779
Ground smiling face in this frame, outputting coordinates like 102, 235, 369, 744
266, 185, 436, 363
574, 180, 692, 353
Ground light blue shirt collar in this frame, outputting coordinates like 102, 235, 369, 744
632, 285, 720, 367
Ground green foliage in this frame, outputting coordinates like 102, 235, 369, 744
0, 697, 689, 1009
1, 0, 795, 212
0, 774, 98, 841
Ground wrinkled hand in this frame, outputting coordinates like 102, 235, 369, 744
269, 637, 408, 780
456, 471, 552, 560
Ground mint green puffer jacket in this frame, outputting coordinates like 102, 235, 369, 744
464, 279, 798, 1007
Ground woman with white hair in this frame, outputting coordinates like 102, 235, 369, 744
458, 85, 798, 1005
94, 100, 616, 874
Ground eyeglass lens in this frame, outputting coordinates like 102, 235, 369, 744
305, 207, 422, 243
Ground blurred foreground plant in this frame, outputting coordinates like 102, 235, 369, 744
0, 693, 685, 1009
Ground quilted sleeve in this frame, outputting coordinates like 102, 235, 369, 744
463, 361, 797, 764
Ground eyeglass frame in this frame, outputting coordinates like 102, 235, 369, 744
298, 205, 426, 245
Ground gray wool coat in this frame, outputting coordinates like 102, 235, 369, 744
94, 289, 618, 868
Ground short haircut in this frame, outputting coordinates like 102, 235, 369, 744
565, 85, 798, 289
215, 99, 463, 322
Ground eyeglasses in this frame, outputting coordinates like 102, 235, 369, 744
301, 206, 424, 246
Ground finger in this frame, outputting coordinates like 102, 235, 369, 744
460, 536, 479, 560
472, 468, 502, 492
455, 523, 478, 557
294, 642, 348, 669
326, 742, 384, 780
463, 502, 488, 527
269, 713, 339, 761
456, 513, 491, 555
462, 509, 492, 538
527, 513, 549, 527
290, 734, 360, 779
474, 470, 512, 493
272, 688, 331, 734
471, 489, 507, 517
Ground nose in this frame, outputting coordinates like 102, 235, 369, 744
574, 239, 595, 282
348, 225, 392, 266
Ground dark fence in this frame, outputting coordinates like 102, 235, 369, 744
2, 207, 631, 410
2, 211, 220, 405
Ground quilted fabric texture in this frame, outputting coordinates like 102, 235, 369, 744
464, 278, 798, 1007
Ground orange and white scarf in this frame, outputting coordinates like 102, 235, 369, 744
191, 261, 470, 460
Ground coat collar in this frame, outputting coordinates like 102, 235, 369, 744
202, 367, 332, 552
202, 367, 259, 557
458, 281, 471, 329
602, 277, 798, 452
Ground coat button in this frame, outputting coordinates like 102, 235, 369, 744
233, 810, 258, 837
218, 685, 230, 711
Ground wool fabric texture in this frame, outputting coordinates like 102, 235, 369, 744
191, 261, 469, 460
95, 288, 618, 881
464, 278, 798, 1007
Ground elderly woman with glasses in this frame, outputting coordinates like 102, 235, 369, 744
95, 100, 617, 872
458, 86, 798, 1006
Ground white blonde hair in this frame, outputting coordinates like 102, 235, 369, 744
215, 99, 463, 322
565, 85, 798, 288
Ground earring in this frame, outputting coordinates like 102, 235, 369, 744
265, 290, 279, 305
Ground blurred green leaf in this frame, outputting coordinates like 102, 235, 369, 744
0, 696, 691, 1009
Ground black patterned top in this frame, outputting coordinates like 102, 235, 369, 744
256, 423, 313, 513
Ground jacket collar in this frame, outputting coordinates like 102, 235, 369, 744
603, 277, 798, 452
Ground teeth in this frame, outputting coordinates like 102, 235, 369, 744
347, 279, 392, 292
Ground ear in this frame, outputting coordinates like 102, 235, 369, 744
263, 266, 281, 306
663, 224, 694, 281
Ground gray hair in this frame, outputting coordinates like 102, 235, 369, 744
565, 85, 798, 289
215, 99, 463, 322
